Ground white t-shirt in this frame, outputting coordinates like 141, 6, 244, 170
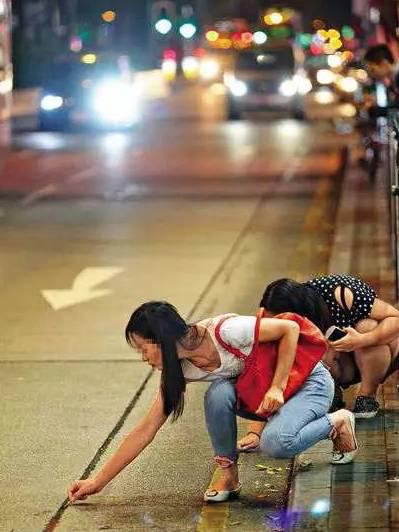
181, 315, 256, 382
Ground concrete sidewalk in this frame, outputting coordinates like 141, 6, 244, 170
287, 151, 399, 530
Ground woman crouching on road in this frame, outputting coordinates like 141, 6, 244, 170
68, 301, 357, 505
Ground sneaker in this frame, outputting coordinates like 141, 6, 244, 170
331, 410, 358, 465
352, 395, 379, 419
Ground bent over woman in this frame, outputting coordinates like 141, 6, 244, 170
68, 301, 357, 505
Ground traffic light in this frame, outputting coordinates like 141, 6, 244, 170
152, 1, 175, 35
155, 8, 172, 34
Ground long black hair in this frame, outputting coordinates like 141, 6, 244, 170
260, 278, 333, 333
125, 301, 199, 421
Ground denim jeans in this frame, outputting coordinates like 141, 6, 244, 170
204, 362, 335, 462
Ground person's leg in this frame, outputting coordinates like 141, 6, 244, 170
259, 363, 335, 458
259, 363, 358, 463
203, 379, 239, 493
354, 319, 392, 397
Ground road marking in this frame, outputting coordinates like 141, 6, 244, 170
20, 167, 96, 206
41, 267, 124, 310
20, 183, 58, 206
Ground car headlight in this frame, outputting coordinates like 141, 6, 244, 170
200, 59, 220, 80
40, 95, 64, 111
93, 80, 139, 124
279, 79, 296, 97
229, 79, 247, 97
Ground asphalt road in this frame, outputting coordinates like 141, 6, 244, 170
0, 84, 351, 531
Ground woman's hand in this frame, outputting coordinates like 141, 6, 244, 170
237, 432, 260, 452
329, 327, 365, 352
68, 478, 101, 503
255, 385, 284, 416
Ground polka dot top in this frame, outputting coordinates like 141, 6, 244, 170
304, 274, 376, 328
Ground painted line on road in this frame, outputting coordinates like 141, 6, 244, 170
19, 167, 96, 206
42, 368, 155, 532
20, 183, 59, 206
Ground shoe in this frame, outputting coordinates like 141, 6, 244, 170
330, 410, 358, 465
352, 395, 379, 419
203, 484, 242, 503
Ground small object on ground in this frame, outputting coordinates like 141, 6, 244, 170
386, 478, 399, 482
297, 458, 313, 470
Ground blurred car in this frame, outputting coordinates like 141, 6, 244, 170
223, 45, 312, 120
38, 53, 139, 130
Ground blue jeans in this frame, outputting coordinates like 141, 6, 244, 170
204, 362, 335, 462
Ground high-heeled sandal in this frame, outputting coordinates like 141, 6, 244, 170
203, 483, 242, 503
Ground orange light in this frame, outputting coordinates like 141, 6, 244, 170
205, 30, 219, 42
102, 10, 116, 23
218, 38, 232, 49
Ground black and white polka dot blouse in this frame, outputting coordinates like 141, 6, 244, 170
304, 274, 377, 328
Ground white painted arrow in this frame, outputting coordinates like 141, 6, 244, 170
42, 267, 124, 310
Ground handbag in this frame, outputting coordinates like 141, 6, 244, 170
214, 309, 328, 419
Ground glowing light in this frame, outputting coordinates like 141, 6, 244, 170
311, 499, 330, 515
205, 30, 219, 42
93, 80, 139, 124
264, 12, 283, 25
179, 22, 197, 39
316, 69, 335, 84
200, 59, 220, 80
317, 29, 329, 41
341, 25, 355, 39
81, 53, 97, 64
101, 10, 116, 23
218, 38, 232, 49
229, 79, 247, 97
327, 54, 342, 68
314, 88, 335, 104
182, 56, 200, 79
330, 38, 343, 50
338, 76, 359, 93
340, 103, 357, 117
253, 31, 267, 45
310, 43, 323, 55
328, 29, 340, 39
155, 18, 172, 34
298, 33, 312, 48
294, 75, 312, 95
279, 79, 296, 97
163, 48, 177, 60
70, 36, 82, 53
241, 32, 253, 44
40, 95, 64, 111
162, 59, 177, 81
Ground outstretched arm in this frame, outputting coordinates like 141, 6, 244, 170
68, 388, 167, 502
